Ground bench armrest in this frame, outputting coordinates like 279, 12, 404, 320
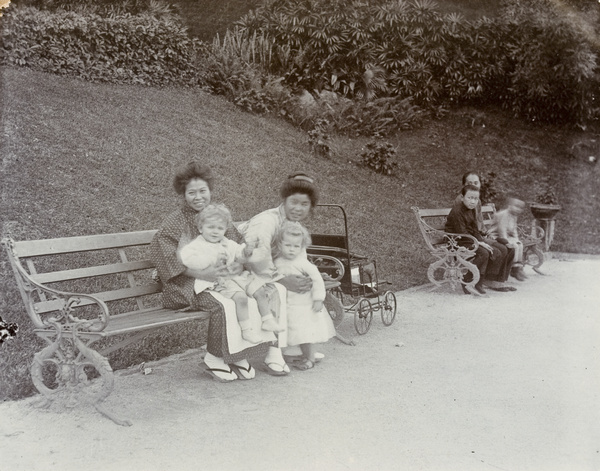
518, 224, 545, 241
3, 238, 109, 332
442, 232, 480, 256
307, 254, 345, 283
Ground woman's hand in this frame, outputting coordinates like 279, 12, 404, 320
243, 239, 259, 259
184, 264, 229, 282
279, 274, 312, 293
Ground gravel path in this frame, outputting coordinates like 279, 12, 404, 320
1, 256, 599, 471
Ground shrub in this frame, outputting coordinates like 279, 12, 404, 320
234, 88, 275, 114
0, 5, 201, 87
335, 95, 425, 137
13, 0, 181, 20
308, 118, 332, 158
359, 140, 399, 176
236, 0, 600, 125
479, 171, 500, 205
502, 14, 598, 124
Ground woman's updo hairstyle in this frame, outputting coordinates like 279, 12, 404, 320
280, 172, 319, 208
173, 160, 215, 195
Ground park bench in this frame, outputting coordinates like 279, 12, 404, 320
3, 228, 347, 426
411, 204, 545, 295
2, 230, 211, 426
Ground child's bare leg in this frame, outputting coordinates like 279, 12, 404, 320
233, 293, 261, 344
254, 285, 284, 333
296, 343, 315, 370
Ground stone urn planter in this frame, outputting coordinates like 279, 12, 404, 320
529, 203, 561, 252
530, 203, 561, 221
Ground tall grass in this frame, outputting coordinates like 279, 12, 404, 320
213, 29, 275, 70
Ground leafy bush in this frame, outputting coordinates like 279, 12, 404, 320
4, 0, 599, 126
308, 118, 332, 158
500, 5, 599, 124
234, 88, 275, 114
235, 0, 600, 125
359, 140, 399, 176
334, 95, 425, 136
479, 171, 499, 205
0, 5, 201, 86
13, 0, 181, 20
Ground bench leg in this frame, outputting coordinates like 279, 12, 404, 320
324, 291, 355, 346
428, 255, 480, 294
523, 245, 547, 275
31, 322, 132, 426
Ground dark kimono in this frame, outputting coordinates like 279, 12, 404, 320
446, 201, 513, 282
446, 202, 485, 243
149, 203, 269, 362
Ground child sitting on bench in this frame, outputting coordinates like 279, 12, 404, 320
489, 196, 528, 281
179, 203, 283, 344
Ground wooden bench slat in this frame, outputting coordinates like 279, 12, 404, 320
102, 308, 210, 336
33, 308, 210, 338
34, 283, 162, 314
416, 207, 452, 217
13, 230, 158, 257
416, 205, 495, 218
30, 260, 155, 284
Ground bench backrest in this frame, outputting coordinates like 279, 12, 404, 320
3, 230, 160, 329
412, 204, 495, 251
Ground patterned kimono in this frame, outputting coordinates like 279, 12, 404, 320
149, 203, 270, 362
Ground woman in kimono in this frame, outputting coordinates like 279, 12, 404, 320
149, 161, 280, 382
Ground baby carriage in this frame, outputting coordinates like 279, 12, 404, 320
306, 204, 397, 335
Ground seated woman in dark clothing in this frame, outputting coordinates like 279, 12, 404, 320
446, 184, 516, 294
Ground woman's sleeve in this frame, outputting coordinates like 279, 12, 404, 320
226, 224, 243, 244
149, 215, 187, 282
304, 259, 326, 302
239, 212, 278, 248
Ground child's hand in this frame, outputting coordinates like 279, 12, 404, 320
217, 253, 228, 266
312, 300, 324, 312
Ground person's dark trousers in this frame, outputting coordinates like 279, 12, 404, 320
464, 246, 490, 288
483, 239, 514, 282
496, 245, 515, 282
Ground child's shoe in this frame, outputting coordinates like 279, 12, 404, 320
261, 317, 284, 333
241, 328, 262, 344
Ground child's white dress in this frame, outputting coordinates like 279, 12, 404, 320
274, 254, 336, 346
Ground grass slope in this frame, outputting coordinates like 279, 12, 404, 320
1, 65, 599, 399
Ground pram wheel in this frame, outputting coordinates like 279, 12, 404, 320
381, 291, 397, 326
354, 298, 373, 335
